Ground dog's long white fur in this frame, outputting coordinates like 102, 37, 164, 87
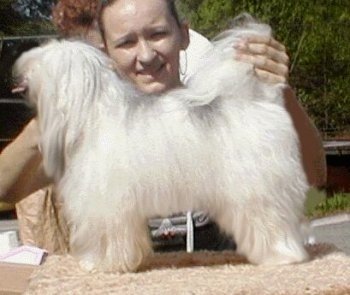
14, 16, 310, 272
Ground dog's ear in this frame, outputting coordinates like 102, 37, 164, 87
38, 110, 67, 181
32, 40, 114, 181
11, 43, 66, 180
19, 39, 118, 181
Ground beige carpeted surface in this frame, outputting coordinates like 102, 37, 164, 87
25, 244, 350, 295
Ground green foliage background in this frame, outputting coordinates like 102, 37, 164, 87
0, 0, 54, 36
177, 0, 350, 137
0, 0, 349, 137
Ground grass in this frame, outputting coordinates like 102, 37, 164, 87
305, 188, 350, 219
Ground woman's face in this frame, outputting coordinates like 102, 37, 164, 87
101, 0, 189, 94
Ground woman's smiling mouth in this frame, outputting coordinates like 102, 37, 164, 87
137, 63, 165, 80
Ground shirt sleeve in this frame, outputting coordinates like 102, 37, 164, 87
180, 29, 213, 85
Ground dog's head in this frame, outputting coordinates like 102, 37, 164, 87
12, 39, 122, 180
12, 39, 119, 107
12, 44, 47, 104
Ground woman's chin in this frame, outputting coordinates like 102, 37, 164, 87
136, 81, 169, 94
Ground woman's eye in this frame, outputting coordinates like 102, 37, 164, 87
116, 39, 134, 48
151, 31, 167, 39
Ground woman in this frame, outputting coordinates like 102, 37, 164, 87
99, 0, 326, 188
0, 0, 325, 253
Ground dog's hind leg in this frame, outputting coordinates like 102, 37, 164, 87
214, 199, 309, 265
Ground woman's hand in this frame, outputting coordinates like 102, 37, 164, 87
233, 35, 290, 84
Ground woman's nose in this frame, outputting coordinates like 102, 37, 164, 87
137, 40, 156, 65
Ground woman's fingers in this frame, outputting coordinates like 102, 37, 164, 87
254, 68, 288, 84
234, 52, 289, 83
233, 35, 290, 83
235, 39, 289, 64
243, 35, 287, 54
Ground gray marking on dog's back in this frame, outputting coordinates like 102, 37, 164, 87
189, 96, 225, 129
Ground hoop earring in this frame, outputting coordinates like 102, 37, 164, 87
179, 50, 188, 76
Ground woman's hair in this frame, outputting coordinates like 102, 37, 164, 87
97, 0, 182, 40
52, 0, 99, 37
52, 0, 182, 40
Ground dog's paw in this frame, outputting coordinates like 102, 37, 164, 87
258, 241, 309, 265
78, 258, 97, 272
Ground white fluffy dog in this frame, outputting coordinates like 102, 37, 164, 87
13, 16, 309, 272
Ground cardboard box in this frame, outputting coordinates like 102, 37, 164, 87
0, 262, 37, 294
0, 243, 46, 294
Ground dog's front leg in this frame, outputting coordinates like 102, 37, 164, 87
68, 201, 153, 273
101, 213, 153, 272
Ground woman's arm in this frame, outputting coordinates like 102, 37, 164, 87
235, 35, 327, 188
0, 119, 51, 203
283, 87, 327, 188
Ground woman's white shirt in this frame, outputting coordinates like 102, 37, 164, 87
180, 29, 213, 84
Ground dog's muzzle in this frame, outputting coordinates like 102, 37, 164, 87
11, 75, 28, 95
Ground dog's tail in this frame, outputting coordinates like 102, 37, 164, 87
212, 13, 272, 47
183, 13, 282, 108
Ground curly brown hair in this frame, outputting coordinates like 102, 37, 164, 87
52, 0, 99, 36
